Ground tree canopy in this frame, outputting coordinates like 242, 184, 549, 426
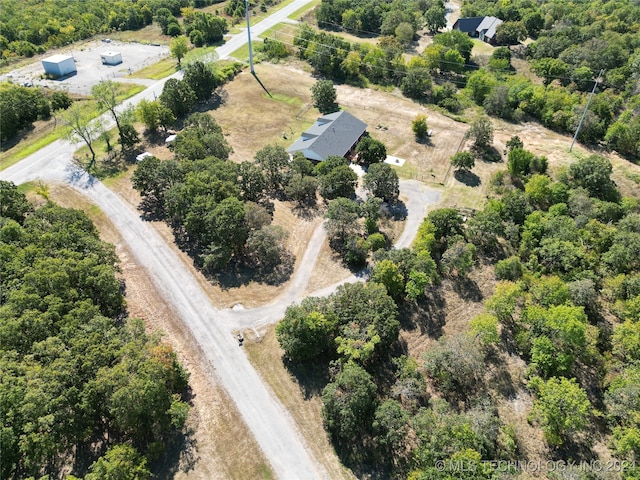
0, 183, 189, 479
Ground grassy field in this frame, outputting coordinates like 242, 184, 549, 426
104, 23, 169, 45
129, 58, 177, 80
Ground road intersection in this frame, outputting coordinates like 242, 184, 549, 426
1, 4, 442, 477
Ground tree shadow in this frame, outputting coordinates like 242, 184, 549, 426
453, 169, 481, 187
210, 256, 294, 289
152, 426, 199, 480
282, 357, 331, 400
0, 124, 35, 152
485, 351, 519, 399
292, 200, 321, 219
382, 199, 407, 221
477, 145, 503, 163
400, 287, 446, 338
451, 276, 484, 302
414, 135, 433, 146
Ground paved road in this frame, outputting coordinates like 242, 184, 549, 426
0, 2, 443, 477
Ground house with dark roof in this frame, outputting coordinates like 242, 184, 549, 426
453, 16, 503, 44
286, 111, 367, 162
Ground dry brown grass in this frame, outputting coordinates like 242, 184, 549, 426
244, 327, 356, 480
36, 184, 273, 480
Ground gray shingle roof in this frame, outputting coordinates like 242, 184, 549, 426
453, 17, 484, 33
286, 111, 367, 161
477, 16, 503, 39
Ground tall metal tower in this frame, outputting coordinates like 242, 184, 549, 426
245, 0, 255, 74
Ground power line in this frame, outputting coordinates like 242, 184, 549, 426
570, 69, 604, 152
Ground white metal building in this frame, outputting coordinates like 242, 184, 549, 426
101, 51, 123, 65
41, 54, 77, 77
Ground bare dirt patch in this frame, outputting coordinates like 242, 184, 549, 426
41, 184, 273, 480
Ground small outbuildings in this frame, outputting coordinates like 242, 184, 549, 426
286, 111, 367, 162
101, 51, 122, 66
41, 54, 77, 78
135, 152, 154, 162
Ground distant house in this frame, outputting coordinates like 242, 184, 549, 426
453, 16, 503, 44
286, 111, 367, 162
41, 54, 76, 78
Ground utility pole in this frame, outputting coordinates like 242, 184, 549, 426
245, 0, 255, 74
570, 69, 605, 152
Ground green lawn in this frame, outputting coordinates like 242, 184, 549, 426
129, 58, 177, 80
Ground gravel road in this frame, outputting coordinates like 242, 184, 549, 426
0, 2, 442, 476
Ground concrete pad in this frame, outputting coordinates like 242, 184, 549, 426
385, 155, 406, 167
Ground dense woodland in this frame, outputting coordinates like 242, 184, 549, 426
0, 181, 190, 479
0, 0, 287, 63
3, 0, 640, 477
277, 148, 640, 479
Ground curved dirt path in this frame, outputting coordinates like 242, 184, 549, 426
2, 150, 441, 479
0, 2, 443, 475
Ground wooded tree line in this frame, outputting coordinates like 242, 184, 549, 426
276, 149, 640, 478
0, 0, 228, 62
0, 84, 72, 142
0, 181, 190, 479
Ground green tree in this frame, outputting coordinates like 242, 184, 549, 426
311, 79, 339, 114
395, 22, 414, 45
170, 35, 189, 65
495, 21, 527, 45
50, 90, 73, 111
285, 174, 317, 205
183, 10, 227, 44
318, 165, 357, 200
182, 60, 218, 102
441, 240, 477, 276
322, 362, 378, 442
568, 155, 620, 202
432, 29, 474, 62
60, 103, 105, 169
467, 117, 494, 152
371, 259, 404, 299
173, 112, 232, 161
412, 114, 429, 139
136, 99, 175, 132
363, 163, 399, 202
85, 444, 151, 480
92, 80, 135, 149
373, 398, 410, 456
424, 5, 446, 33
255, 144, 290, 194
276, 297, 338, 362
470, 313, 500, 348
356, 135, 387, 166
238, 161, 267, 203
324, 197, 361, 246
450, 151, 475, 171
159, 78, 196, 118
0, 180, 34, 222
400, 66, 433, 100
529, 376, 592, 446
467, 69, 496, 105
245, 225, 292, 280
